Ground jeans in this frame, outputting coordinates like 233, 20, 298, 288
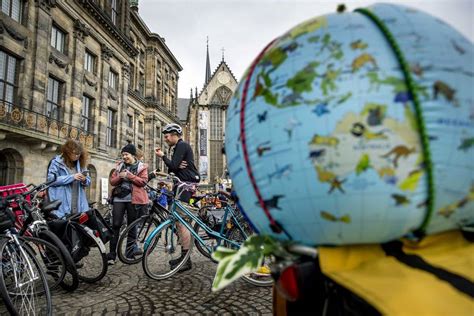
108, 202, 137, 258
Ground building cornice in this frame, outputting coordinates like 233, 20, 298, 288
75, 0, 138, 57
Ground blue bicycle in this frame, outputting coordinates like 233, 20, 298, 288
141, 173, 272, 286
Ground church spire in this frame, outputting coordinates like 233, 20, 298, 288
205, 36, 211, 86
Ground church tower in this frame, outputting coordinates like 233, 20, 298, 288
187, 40, 237, 184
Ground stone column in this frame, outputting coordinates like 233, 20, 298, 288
30, 0, 57, 114
117, 61, 130, 149
97, 45, 113, 152
69, 19, 90, 129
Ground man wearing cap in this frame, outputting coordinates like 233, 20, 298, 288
154, 123, 200, 272
108, 143, 148, 265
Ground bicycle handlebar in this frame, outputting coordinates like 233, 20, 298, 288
2, 176, 57, 204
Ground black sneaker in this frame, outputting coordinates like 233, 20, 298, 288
177, 259, 192, 273
170, 258, 192, 272
132, 248, 143, 256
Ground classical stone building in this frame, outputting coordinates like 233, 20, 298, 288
0, 0, 181, 203
185, 44, 237, 184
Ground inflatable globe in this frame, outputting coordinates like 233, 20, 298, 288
225, 3, 474, 245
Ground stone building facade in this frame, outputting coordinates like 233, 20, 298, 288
0, 0, 181, 203
185, 48, 237, 184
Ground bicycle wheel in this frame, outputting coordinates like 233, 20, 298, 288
142, 221, 194, 280
0, 237, 52, 315
75, 228, 108, 283
193, 222, 219, 263
37, 230, 79, 292
20, 236, 66, 291
224, 227, 273, 287
117, 216, 160, 265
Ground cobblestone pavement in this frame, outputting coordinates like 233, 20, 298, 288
51, 252, 273, 315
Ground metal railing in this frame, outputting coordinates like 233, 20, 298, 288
0, 100, 96, 148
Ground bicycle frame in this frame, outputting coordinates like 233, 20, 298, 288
144, 199, 249, 253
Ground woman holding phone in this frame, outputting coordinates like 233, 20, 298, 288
47, 139, 91, 218
107, 143, 148, 265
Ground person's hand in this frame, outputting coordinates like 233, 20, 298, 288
74, 173, 86, 181
179, 161, 188, 169
154, 147, 164, 157
119, 171, 128, 179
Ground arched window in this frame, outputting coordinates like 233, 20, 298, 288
210, 86, 232, 105
0, 148, 24, 186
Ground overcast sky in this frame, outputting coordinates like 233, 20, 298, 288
138, 0, 473, 98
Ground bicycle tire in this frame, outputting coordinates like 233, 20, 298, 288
193, 222, 219, 263
224, 227, 273, 287
0, 237, 53, 315
37, 230, 79, 292
117, 216, 161, 265
20, 236, 67, 291
75, 227, 108, 283
142, 221, 194, 280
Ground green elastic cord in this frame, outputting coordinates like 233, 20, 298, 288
355, 8, 435, 237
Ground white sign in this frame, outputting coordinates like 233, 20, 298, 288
198, 111, 209, 129
199, 156, 208, 179
101, 178, 109, 204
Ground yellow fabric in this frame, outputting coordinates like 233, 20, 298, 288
319, 230, 474, 316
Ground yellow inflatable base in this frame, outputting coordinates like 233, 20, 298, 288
319, 230, 474, 315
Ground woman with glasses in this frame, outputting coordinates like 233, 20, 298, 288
47, 139, 91, 218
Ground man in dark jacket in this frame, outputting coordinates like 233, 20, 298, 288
154, 123, 200, 186
154, 123, 199, 272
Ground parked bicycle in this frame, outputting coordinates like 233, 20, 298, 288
141, 173, 273, 287
117, 185, 169, 264
13, 181, 79, 291
0, 197, 52, 315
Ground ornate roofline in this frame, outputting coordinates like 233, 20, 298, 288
198, 60, 237, 98
76, 0, 138, 57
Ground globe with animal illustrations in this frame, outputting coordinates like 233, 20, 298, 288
225, 3, 474, 245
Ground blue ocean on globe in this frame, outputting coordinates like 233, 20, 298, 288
225, 3, 474, 245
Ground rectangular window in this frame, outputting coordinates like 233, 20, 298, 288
51, 24, 66, 53
127, 114, 133, 128
108, 70, 117, 90
139, 50, 145, 65
109, 0, 118, 25
81, 95, 93, 132
46, 77, 61, 120
0, 50, 19, 111
84, 50, 96, 73
1, 0, 22, 23
130, 64, 135, 89
106, 108, 116, 147
210, 106, 223, 140
138, 73, 144, 95
138, 120, 143, 134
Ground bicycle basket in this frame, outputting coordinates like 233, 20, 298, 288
0, 183, 30, 221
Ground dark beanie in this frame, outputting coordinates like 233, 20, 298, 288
121, 143, 136, 156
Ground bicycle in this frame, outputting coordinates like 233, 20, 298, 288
141, 173, 273, 287
117, 185, 169, 264
0, 200, 52, 315
58, 210, 109, 283
12, 181, 79, 291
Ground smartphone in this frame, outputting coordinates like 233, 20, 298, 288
81, 170, 89, 176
